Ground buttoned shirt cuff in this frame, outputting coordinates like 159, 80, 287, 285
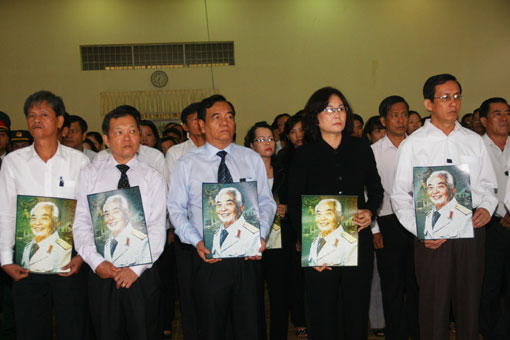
259, 221, 270, 241
0, 251, 13, 266
188, 232, 203, 248
130, 264, 148, 277
477, 201, 496, 216
371, 221, 380, 234
88, 253, 108, 273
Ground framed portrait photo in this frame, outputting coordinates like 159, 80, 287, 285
413, 164, 474, 240
266, 194, 282, 250
15, 195, 76, 274
202, 181, 261, 259
301, 195, 358, 267
87, 186, 152, 268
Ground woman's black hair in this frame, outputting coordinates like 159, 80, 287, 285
362, 116, 385, 144
141, 119, 161, 148
303, 87, 354, 142
244, 121, 276, 167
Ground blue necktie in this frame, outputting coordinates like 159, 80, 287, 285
317, 238, 326, 256
217, 151, 233, 183
116, 164, 130, 189
110, 239, 118, 257
432, 211, 441, 228
220, 229, 229, 247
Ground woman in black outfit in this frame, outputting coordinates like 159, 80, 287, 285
288, 87, 383, 340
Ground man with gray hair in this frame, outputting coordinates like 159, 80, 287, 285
308, 198, 357, 266
211, 187, 260, 258
102, 194, 151, 267
21, 201, 72, 273
423, 170, 473, 239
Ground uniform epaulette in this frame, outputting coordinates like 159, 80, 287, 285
243, 222, 259, 234
455, 204, 471, 215
341, 231, 357, 244
131, 228, 148, 240
55, 238, 72, 251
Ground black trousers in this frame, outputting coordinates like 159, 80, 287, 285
304, 228, 373, 340
414, 227, 485, 340
157, 235, 176, 333
12, 268, 89, 340
289, 248, 307, 329
192, 251, 265, 340
174, 238, 200, 340
375, 214, 419, 340
480, 217, 510, 339
262, 248, 291, 340
88, 265, 161, 340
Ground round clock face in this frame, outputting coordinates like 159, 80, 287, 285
151, 70, 168, 87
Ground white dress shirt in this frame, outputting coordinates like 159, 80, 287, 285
165, 138, 198, 185
391, 120, 498, 236
0, 144, 90, 265
167, 142, 276, 247
482, 134, 510, 217
94, 144, 168, 184
83, 147, 97, 162
73, 155, 167, 277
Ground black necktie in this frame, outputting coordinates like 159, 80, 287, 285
220, 229, 229, 247
110, 239, 118, 257
29, 243, 39, 259
116, 164, 130, 189
317, 238, 326, 256
217, 151, 233, 183
0, 157, 2, 170
432, 211, 441, 228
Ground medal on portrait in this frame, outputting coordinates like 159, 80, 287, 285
301, 195, 358, 267
202, 181, 261, 259
15, 195, 76, 274
87, 186, 152, 267
413, 164, 473, 240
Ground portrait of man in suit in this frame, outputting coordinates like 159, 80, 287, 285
21, 201, 72, 273
102, 194, 151, 267
423, 170, 473, 239
210, 187, 260, 258
307, 198, 357, 266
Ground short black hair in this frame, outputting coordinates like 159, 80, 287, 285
163, 126, 185, 140
479, 97, 509, 118
24, 90, 66, 118
83, 139, 98, 152
197, 94, 236, 121
378, 95, 409, 118
181, 102, 201, 125
303, 86, 354, 143
87, 131, 103, 146
68, 115, 88, 134
244, 121, 273, 147
423, 74, 462, 101
409, 110, 421, 120
352, 113, 364, 126
101, 105, 141, 135
363, 116, 385, 140
271, 113, 290, 130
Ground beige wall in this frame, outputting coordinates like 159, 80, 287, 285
1, 0, 510, 138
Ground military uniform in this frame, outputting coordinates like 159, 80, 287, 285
211, 216, 260, 258
103, 223, 151, 267
21, 231, 72, 273
308, 225, 357, 266
423, 197, 473, 239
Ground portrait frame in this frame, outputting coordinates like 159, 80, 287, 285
87, 186, 153, 267
15, 195, 76, 274
301, 195, 358, 267
266, 194, 282, 250
413, 164, 473, 240
202, 181, 261, 259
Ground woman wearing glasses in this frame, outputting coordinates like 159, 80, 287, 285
288, 87, 383, 339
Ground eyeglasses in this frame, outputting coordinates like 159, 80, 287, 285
254, 137, 275, 143
434, 94, 462, 102
323, 106, 347, 114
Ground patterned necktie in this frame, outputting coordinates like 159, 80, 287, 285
116, 164, 130, 189
29, 243, 39, 259
217, 151, 233, 183
220, 229, 229, 247
110, 239, 118, 257
317, 238, 326, 256
432, 211, 441, 228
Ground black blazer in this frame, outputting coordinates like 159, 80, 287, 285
287, 136, 384, 241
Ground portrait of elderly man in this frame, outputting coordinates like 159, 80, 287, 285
211, 187, 260, 258
21, 201, 72, 273
102, 194, 151, 267
422, 170, 473, 239
307, 198, 357, 266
